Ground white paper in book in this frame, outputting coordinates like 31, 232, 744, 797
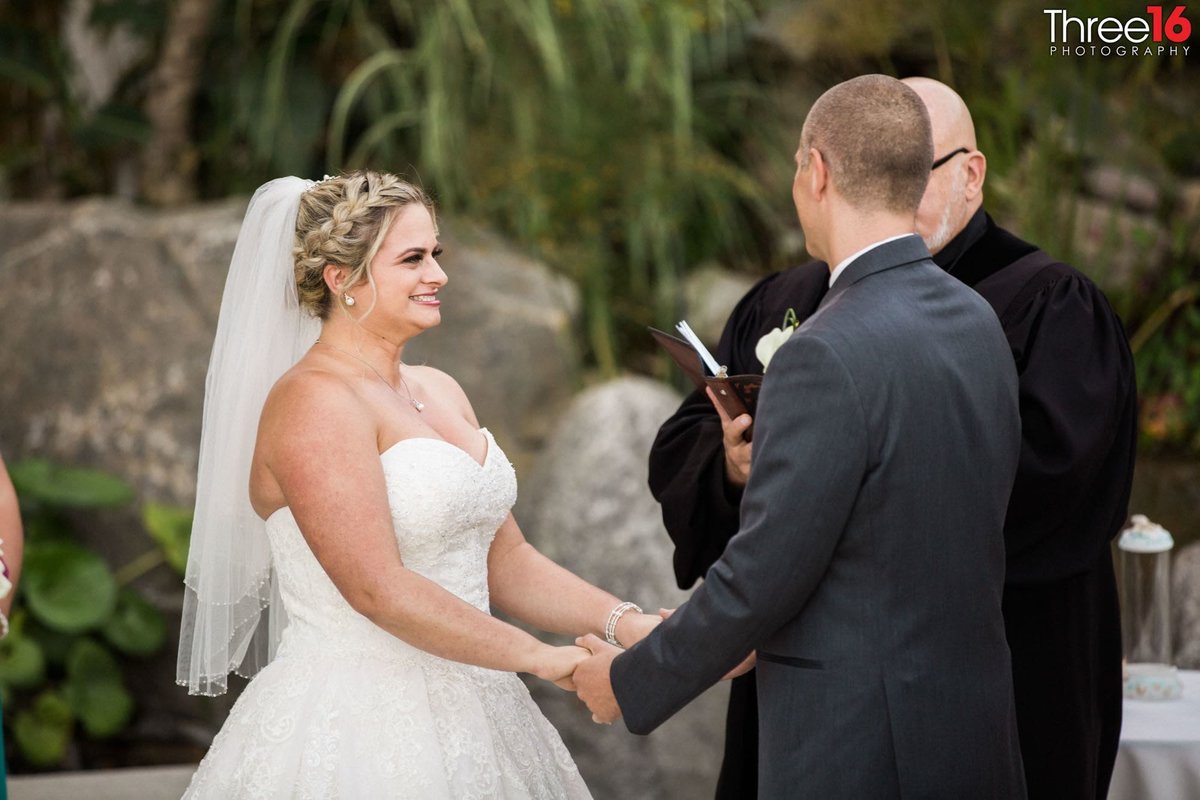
674, 320, 724, 376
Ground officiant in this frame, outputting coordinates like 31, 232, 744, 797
647, 76, 1137, 800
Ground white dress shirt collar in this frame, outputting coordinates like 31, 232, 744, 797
828, 233, 915, 288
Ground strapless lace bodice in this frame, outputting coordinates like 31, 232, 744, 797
183, 428, 590, 799
265, 428, 516, 660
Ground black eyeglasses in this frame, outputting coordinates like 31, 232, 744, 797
931, 147, 969, 171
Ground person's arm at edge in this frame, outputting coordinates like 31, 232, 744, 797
0, 452, 24, 618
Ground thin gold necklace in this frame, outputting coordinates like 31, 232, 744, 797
315, 339, 425, 412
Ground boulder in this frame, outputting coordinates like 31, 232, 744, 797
682, 264, 758, 351
1069, 196, 1169, 295
1084, 165, 1161, 214
0, 199, 580, 503
518, 377, 727, 799
749, 0, 917, 64
1177, 179, 1200, 259
0, 197, 243, 503
1173, 541, 1200, 669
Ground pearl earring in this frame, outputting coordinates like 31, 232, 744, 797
343, 293, 356, 307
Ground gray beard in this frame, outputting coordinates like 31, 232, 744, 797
923, 171, 968, 254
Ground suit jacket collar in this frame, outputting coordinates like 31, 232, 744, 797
819, 234, 931, 307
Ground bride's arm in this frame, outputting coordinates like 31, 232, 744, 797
259, 372, 584, 683
486, 515, 662, 648
413, 366, 663, 648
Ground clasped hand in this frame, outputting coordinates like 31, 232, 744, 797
543, 610, 756, 726
533, 611, 663, 724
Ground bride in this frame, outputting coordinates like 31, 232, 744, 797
178, 171, 660, 798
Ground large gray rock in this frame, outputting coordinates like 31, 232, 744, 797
0, 197, 242, 503
1178, 179, 1200, 259
1173, 541, 1200, 669
1069, 196, 1169, 294
518, 377, 727, 800
749, 0, 917, 63
0, 199, 580, 503
683, 264, 758, 350
1084, 165, 1161, 214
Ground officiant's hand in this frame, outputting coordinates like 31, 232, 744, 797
707, 387, 752, 487
574, 634, 623, 724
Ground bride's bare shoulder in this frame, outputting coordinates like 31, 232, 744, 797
260, 360, 365, 438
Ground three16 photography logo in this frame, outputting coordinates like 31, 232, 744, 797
1045, 5, 1192, 56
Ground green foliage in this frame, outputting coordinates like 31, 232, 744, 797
0, 617, 47, 691
10, 461, 135, 510
1129, 266, 1200, 454
0, 1, 155, 196
13, 691, 73, 768
101, 589, 167, 657
142, 503, 193, 575
0, 461, 191, 770
22, 543, 117, 634
0, 0, 1197, 444
64, 639, 134, 738
191, 0, 785, 373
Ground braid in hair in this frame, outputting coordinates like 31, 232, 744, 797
293, 170, 435, 319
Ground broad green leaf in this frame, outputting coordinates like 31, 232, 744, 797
101, 589, 166, 656
21, 512, 66, 544
141, 503, 192, 574
65, 637, 133, 738
0, 632, 45, 688
27, 621, 77, 668
14, 690, 73, 767
65, 638, 122, 684
65, 675, 133, 739
9, 460, 134, 509
23, 543, 118, 633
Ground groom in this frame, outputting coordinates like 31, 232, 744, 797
575, 75, 1028, 798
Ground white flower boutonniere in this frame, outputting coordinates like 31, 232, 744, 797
755, 308, 800, 372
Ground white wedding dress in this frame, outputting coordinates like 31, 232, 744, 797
183, 429, 591, 799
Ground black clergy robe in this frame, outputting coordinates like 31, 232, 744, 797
648, 208, 1137, 800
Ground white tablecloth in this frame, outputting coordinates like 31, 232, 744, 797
1109, 669, 1200, 800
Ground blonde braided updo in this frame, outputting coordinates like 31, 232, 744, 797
293, 170, 435, 319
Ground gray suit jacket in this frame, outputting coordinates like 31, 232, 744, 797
613, 236, 1026, 798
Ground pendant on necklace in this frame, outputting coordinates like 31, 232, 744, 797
412, 399, 425, 412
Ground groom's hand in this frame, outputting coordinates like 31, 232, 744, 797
574, 634, 623, 725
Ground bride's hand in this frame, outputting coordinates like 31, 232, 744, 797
532, 644, 589, 691
614, 612, 665, 649
723, 651, 756, 680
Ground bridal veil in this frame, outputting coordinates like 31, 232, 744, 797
178, 177, 320, 695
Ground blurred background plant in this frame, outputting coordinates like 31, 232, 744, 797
0, 0, 1196, 425
0, 460, 190, 769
